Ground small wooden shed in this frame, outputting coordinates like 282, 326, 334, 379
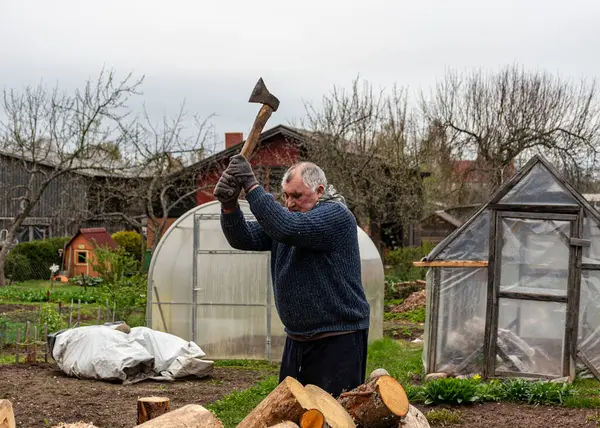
64, 228, 119, 278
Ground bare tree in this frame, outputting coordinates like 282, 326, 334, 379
0, 69, 143, 285
84, 105, 215, 254
421, 64, 600, 202
299, 78, 426, 252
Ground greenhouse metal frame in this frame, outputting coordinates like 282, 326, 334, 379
417, 154, 600, 381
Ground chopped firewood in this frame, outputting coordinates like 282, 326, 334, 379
133, 404, 222, 428
398, 405, 430, 428
137, 396, 171, 424
237, 377, 355, 428
338, 375, 409, 428
269, 422, 300, 428
0, 400, 15, 428
300, 409, 327, 428
368, 368, 390, 382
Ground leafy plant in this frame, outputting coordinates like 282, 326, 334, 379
384, 308, 426, 323
112, 230, 143, 261
69, 275, 104, 288
384, 242, 435, 281
40, 303, 62, 333
5, 237, 69, 281
4, 253, 32, 282
421, 377, 480, 405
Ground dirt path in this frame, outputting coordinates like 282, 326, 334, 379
0, 363, 266, 428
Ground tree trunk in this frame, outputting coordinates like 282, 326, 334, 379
237, 377, 355, 428
137, 397, 171, 424
133, 404, 222, 428
0, 244, 11, 287
0, 399, 15, 428
338, 375, 409, 428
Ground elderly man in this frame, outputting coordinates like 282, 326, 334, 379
213, 154, 370, 397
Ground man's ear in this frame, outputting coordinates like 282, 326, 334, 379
316, 184, 325, 196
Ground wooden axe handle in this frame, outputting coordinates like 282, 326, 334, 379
240, 104, 275, 159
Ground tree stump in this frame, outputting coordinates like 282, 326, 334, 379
237, 377, 355, 428
137, 397, 171, 424
133, 404, 222, 428
338, 375, 409, 428
0, 400, 15, 428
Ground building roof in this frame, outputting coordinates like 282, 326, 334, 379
66, 227, 119, 250
433, 210, 463, 228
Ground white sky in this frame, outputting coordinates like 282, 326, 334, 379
1, 0, 599, 153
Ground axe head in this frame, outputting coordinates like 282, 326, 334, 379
249, 77, 280, 112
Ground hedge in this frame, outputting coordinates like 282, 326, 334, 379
5, 237, 70, 281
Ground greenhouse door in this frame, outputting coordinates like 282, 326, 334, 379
488, 211, 581, 379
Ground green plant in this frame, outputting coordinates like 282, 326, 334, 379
40, 303, 62, 333
5, 237, 69, 281
69, 275, 104, 288
4, 253, 32, 282
384, 308, 426, 323
384, 242, 435, 281
421, 377, 480, 405
425, 409, 463, 426
112, 230, 143, 261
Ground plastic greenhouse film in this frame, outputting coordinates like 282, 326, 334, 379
578, 271, 600, 375
499, 163, 578, 205
498, 217, 570, 296
583, 213, 600, 265
435, 268, 487, 374
436, 210, 491, 261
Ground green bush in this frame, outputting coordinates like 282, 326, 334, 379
40, 303, 62, 333
5, 237, 69, 281
0, 285, 101, 304
5, 253, 32, 282
384, 241, 436, 281
112, 230, 143, 261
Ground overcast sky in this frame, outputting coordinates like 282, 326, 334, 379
1, 0, 599, 153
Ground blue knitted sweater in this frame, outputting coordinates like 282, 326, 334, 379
220, 186, 370, 338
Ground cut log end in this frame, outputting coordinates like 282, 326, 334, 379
300, 409, 327, 428
0, 399, 16, 428
136, 396, 171, 424
269, 422, 300, 428
377, 376, 409, 417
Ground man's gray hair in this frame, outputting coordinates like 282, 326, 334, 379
282, 162, 327, 191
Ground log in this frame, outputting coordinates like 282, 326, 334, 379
52, 423, 98, 428
137, 396, 171, 424
237, 377, 355, 428
133, 404, 222, 428
398, 405, 430, 428
269, 422, 300, 428
0, 400, 15, 428
300, 409, 329, 428
338, 375, 409, 428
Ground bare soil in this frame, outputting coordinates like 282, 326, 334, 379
0, 362, 266, 428
416, 402, 597, 427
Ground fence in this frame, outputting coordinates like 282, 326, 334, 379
0, 301, 146, 360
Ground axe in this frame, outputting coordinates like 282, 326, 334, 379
239, 77, 280, 159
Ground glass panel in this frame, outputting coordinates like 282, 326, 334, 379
499, 218, 570, 297
436, 210, 491, 260
499, 163, 578, 205
578, 271, 600, 374
435, 268, 488, 374
583, 211, 600, 265
496, 299, 566, 376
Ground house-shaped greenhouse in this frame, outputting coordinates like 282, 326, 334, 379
417, 154, 600, 381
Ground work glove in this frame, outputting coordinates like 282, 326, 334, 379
226, 154, 259, 193
213, 171, 241, 210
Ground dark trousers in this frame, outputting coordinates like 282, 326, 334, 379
278, 329, 368, 397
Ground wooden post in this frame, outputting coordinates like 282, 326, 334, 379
77, 299, 81, 325
113, 300, 116, 322
69, 298, 73, 327
1, 322, 5, 349
44, 323, 48, 363
25, 321, 31, 363
15, 328, 20, 363
33, 326, 37, 363
105, 299, 109, 323
97, 306, 101, 324
137, 397, 171, 424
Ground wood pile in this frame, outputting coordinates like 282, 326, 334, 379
2, 369, 429, 428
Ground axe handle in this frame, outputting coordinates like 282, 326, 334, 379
240, 104, 275, 159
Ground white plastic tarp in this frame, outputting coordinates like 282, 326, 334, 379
50, 324, 214, 384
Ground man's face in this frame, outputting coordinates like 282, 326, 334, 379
282, 172, 324, 212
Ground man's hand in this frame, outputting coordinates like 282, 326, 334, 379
213, 171, 241, 211
226, 154, 259, 193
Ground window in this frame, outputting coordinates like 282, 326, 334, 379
76, 251, 88, 264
